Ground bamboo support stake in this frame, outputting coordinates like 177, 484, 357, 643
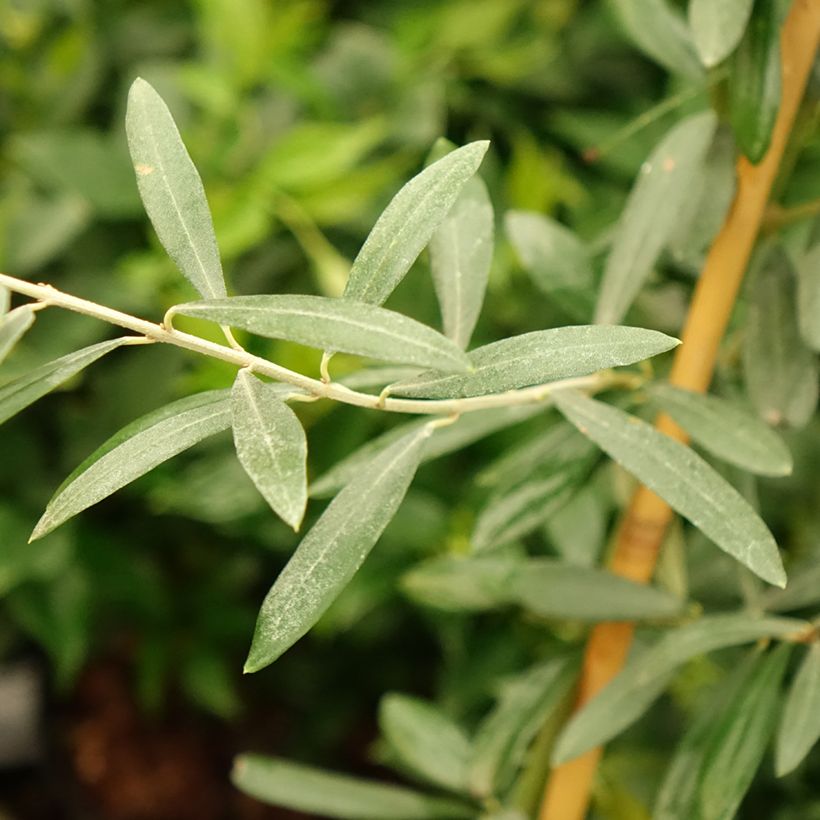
539, 3, 820, 818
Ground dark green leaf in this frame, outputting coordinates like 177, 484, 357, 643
126, 78, 227, 299
344, 142, 490, 306
173, 295, 471, 373
392, 326, 680, 399
31, 390, 231, 540
728, 0, 782, 163
232, 755, 474, 819
245, 426, 429, 672
554, 390, 786, 586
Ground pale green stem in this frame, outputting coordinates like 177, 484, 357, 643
0, 273, 636, 416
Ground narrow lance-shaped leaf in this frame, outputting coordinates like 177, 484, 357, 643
429, 174, 494, 349
0, 305, 36, 365
0, 338, 129, 427
126, 78, 227, 299
472, 426, 597, 551
231, 370, 307, 531
744, 247, 819, 428
775, 643, 820, 776
505, 211, 595, 322
688, 0, 754, 67
392, 326, 680, 399
552, 613, 804, 764
553, 390, 786, 586
795, 241, 820, 351
0, 285, 9, 315
173, 295, 470, 373
649, 383, 793, 477
594, 111, 716, 325
245, 425, 430, 672
379, 694, 472, 793
310, 404, 542, 499
232, 755, 474, 820
31, 390, 232, 540
344, 141, 490, 306
699, 644, 790, 820
728, 0, 782, 164
610, 0, 704, 79
469, 656, 577, 799
653, 650, 762, 820
401, 554, 522, 613
508, 560, 684, 622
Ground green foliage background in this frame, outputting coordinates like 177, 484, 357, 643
1, 1, 820, 818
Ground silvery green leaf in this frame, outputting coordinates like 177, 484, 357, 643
0, 286, 9, 315
470, 656, 577, 798
0, 305, 36, 365
379, 694, 472, 793
595, 111, 717, 325
245, 426, 429, 672
649, 384, 792, 477
699, 645, 790, 819
775, 643, 820, 776
744, 248, 819, 428
126, 78, 226, 299
231, 371, 307, 531
796, 242, 820, 351
509, 560, 684, 621
505, 211, 595, 321
31, 390, 231, 540
688, 0, 754, 67
554, 390, 786, 587
667, 128, 736, 270
552, 614, 803, 764
472, 428, 597, 551
391, 326, 680, 400
653, 650, 763, 820
173, 295, 470, 373
430, 175, 493, 349
232, 755, 474, 819
610, 0, 704, 79
545, 486, 606, 568
0, 338, 129, 427
401, 554, 521, 613
310, 405, 542, 499
344, 141, 490, 306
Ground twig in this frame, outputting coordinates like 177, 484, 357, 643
0, 273, 628, 417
